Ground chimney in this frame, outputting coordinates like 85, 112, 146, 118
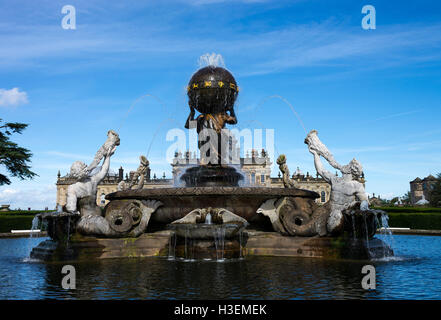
118, 166, 124, 182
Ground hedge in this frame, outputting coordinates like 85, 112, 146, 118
373, 207, 441, 214
0, 210, 52, 216
0, 210, 53, 233
1, 208, 440, 233
0, 215, 37, 233
375, 207, 441, 230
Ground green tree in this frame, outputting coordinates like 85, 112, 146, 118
390, 197, 399, 205
429, 173, 441, 207
402, 191, 412, 205
0, 119, 37, 185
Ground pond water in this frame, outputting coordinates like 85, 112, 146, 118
0, 235, 440, 299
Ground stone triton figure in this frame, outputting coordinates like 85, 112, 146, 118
63, 131, 163, 237
276, 154, 296, 188
118, 155, 149, 191
66, 131, 119, 215
305, 130, 369, 234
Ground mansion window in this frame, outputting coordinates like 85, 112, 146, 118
261, 174, 265, 183
100, 193, 106, 205
321, 191, 326, 203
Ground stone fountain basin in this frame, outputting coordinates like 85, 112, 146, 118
167, 223, 244, 240
106, 187, 319, 224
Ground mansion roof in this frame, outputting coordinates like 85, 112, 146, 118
411, 175, 437, 184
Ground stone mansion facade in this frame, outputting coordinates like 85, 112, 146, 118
409, 175, 437, 205
56, 150, 332, 208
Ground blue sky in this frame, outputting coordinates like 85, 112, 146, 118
1, 0, 441, 209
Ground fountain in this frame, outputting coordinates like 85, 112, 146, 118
30, 60, 393, 262
167, 207, 248, 260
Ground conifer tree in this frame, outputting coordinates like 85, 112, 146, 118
429, 173, 441, 207
0, 118, 37, 185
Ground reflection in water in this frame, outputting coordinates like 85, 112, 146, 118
0, 236, 440, 299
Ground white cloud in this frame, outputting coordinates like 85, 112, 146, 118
373, 110, 422, 122
0, 87, 28, 107
44, 151, 91, 161
0, 184, 56, 210
1, 18, 441, 77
